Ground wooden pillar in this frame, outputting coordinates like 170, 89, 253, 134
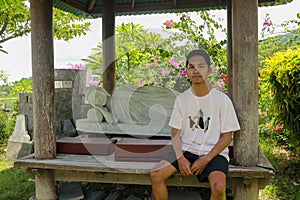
231, 0, 259, 199
227, 0, 233, 99
30, 0, 57, 199
233, 178, 259, 200
102, 0, 116, 95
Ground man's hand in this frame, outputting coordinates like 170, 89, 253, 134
191, 156, 210, 175
178, 156, 193, 176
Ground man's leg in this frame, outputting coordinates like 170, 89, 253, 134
207, 171, 227, 200
150, 160, 177, 200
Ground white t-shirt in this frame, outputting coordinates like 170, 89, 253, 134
169, 88, 241, 161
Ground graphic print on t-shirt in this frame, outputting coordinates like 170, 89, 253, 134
188, 108, 210, 133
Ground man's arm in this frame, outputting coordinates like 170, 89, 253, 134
191, 132, 232, 175
171, 127, 193, 176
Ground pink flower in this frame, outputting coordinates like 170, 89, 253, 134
263, 15, 273, 27
273, 124, 284, 132
169, 57, 184, 68
264, 108, 268, 116
258, 109, 262, 115
163, 20, 174, 28
179, 69, 187, 77
212, 66, 220, 72
67, 63, 86, 70
215, 80, 225, 89
181, 13, 188, 19
138, 80, 146, 86
263, 19, 273, 27
89, 81, 99, 86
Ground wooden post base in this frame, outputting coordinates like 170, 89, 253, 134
35, 169, 57, 200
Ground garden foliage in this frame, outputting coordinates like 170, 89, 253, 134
0, 0, 91, 53
262, 46, 300, 155
83, 11, 228, 92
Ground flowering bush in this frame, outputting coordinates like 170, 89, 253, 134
161, 12, 228, 91
210, 66, 227, 92
261, 46, 300, 155
162, 12, 227, 68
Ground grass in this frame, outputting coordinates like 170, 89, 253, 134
0, 146, 35, 200
259, 137, 300, 200
0, 138, 299, 200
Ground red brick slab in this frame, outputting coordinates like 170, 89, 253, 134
57, 137, 117, 155
115, 139, 172, 162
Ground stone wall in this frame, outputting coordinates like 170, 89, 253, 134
18, 69, 92, 139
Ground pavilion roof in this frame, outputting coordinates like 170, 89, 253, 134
53, 0, 294, 18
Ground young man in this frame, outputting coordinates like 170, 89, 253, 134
150, 50, 240, 200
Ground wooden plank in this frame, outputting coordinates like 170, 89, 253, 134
15, 153, 274, 179
16, 153, 273, 191
53, 169, 210, 187
257, 149, 274, 170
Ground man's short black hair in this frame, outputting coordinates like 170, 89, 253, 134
186, 49, 211, 68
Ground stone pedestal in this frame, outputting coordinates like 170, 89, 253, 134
5, 114, 33, 160
5, 141, 33, 160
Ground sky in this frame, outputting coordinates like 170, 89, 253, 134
0, 1, 300, 83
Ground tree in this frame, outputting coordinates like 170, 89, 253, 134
10, 77, 32, 94
0, 0, 91, 53
259, 13, 300, 63
162, 12, 227, 68
83, 22, 176, 87
83, 12, 227, 91
0, 70, 8, 85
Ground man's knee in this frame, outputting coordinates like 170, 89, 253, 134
208, 171, 227, 195
211, 181, 226, 193
150, 170, 164, 183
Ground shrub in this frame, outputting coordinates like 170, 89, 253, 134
262, 46, 300, 155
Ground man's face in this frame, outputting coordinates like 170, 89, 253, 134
186, 55, 211, 85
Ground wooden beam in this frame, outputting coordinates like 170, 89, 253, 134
91, 0, 228, 15
132, 0, 135, 9
173, 0, 177, 7
62, 0, 87, 13
102, 0, 116, 94
88, 0, 97, 12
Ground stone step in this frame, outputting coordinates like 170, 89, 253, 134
85, 191, 106, 200
104, 192, 121, 200
127, 194, 142, 200
58, 182, 84, 200
168, 191, 202, 200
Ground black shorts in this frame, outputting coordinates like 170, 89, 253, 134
164, 150, 228, 182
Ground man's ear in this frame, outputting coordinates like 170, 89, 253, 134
208, 66, 212, 73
